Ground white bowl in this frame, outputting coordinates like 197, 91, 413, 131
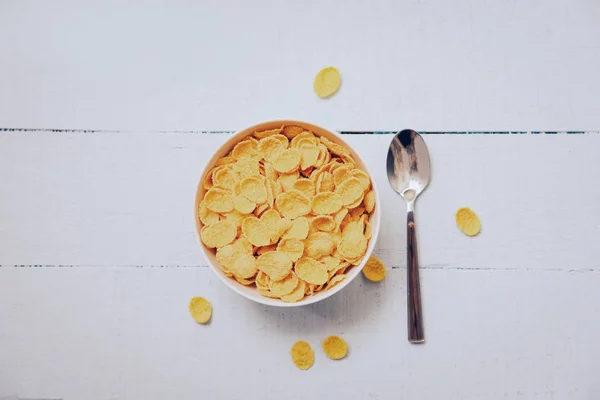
194, 120, 381, 307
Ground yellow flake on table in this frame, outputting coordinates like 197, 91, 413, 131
313, 66, 342, 99
322, 335, 348, 360
362, 255, 386, 282
189, 296, 212, 324
456, 207, 481, 236
291, 340, 315, 370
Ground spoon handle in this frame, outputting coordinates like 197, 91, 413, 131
407, 210, 425, 343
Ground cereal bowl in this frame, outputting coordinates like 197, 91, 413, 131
194, 120, 381, 307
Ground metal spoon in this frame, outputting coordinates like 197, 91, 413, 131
386, 129, 431, 343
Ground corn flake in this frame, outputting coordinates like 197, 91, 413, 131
240, 176, 268, 204
281, 216, 309, 240
335, 177, 364, 206
272, 148, 302, 173
204, 187, 234, 213
314, 66, 342, 98
311, 215, 336, 232
456, 207, 481, 236
322, 335, 348, 360
304, 232, 335, 259
270, 271, 299, 297
362, 256, 386, 282
254, 126, 282, 139
256, 251, 293, 281
281, 280, 306, 303
276, 190, 311, 219
189, 296, 212, 324
295, 257, 328, 285
292, 178, 316, 197
282, 125, 305, 139
198, 201, 220, 225
277, 238, 304, 262
312, 192, 343, 215
241, 216, 271, 247
233, 194, 256, 214
200, 219, 237, 248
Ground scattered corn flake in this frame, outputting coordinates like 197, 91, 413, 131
362, 256, 386, 282
322, 335, 348, 360
295, 257, 328, 285
189, 296, 212, 324
456, 207, 481, 236
276, 190, 311, 219
256, 251, 293, 281
272, 148, 302, 173
241, 216, 272, 247
200, 219, 237, 248
312, 192, 343, 215
290, 340, 315, 370
313, 66, 342, 98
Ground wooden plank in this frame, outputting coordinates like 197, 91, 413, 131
0, 132, 599, 272
0, 266, 598, 399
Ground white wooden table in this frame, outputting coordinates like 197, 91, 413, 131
1, 2, 599, 399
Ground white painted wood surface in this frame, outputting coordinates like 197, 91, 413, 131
1, 132, 600, 400
2, 0, 600, 399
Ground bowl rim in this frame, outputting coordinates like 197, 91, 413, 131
194, 119, 382, 307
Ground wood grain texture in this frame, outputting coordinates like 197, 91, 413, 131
0, 131, 599, 399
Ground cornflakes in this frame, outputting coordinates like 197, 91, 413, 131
295, 257, 328, 285
290, 340, 314, 370
197, 124, 377, 302
322, 335, 348, 359
276, 190, 311, 219
189, 296, 212, 324
200, 220, 237, 248
456, 207, 481, 236
314, 66, 341, 98
256, 251, 293, 281
362, 256, 386, 282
